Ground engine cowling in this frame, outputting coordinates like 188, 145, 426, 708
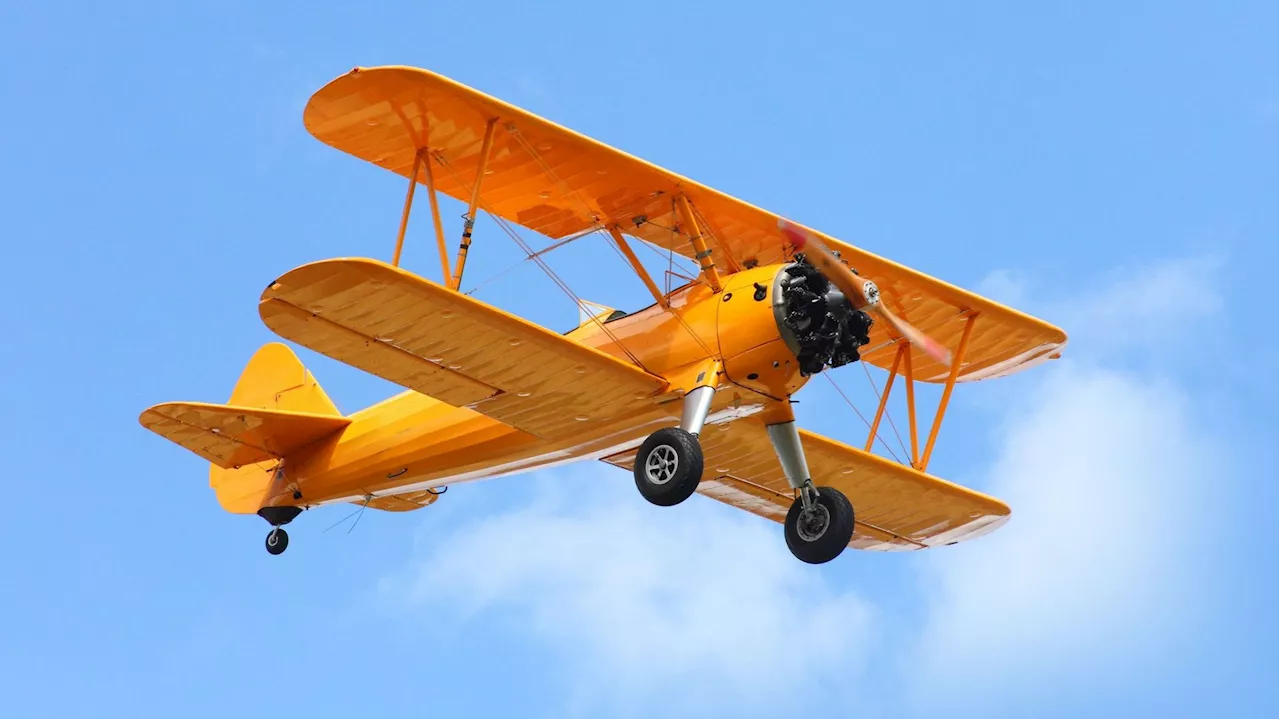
716, 256, 874, 400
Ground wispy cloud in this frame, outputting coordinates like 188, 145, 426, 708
978, 254, 1224, 357
903, 362, 1216, 711
377, 473, 871, 717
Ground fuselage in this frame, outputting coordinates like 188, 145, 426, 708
270, 262, 845, 508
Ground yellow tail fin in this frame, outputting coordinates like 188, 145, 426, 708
139, 343, 347, 514
225, 342, 342, 416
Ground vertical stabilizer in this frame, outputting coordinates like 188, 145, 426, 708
228, 342, 341, 416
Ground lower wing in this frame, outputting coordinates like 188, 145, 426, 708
604, 419, 1009, 551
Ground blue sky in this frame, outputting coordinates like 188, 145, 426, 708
1, 2, 1274, 717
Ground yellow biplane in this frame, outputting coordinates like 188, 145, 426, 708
140, 65, 1067, 563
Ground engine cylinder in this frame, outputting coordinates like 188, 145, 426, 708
772, 254, 875, 376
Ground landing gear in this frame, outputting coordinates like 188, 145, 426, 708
633, 384, 715, 507
634, 427, 704, 506
265, 527, 289, 555
257, 505, 302, 557
784, 482, 854, 564
766, 417, 855, 564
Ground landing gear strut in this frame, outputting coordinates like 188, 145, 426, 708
768, 418, 854, 564
633, 384, 714, 507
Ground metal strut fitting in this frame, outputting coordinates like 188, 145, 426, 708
766, 420, 813, 497
680, 385, 716, 436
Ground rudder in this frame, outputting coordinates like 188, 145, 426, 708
228, 342, 341, 417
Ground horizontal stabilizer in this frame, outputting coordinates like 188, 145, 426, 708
139, 402, 350, 469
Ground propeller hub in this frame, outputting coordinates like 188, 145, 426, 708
861, 280, 880, 307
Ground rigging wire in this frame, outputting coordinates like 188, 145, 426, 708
598, 232, 719, 359
322, 495, 372, 534
505, 125, 604, 226
431, 154, 648, 369
860, 359, 911, 462
470, 125, 718, 362
823, 373, 904, 465
463, 225, 601, 297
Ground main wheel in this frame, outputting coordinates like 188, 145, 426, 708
633, 427, 703, 507
784, 486, 854, 564
265, 527, 289, 555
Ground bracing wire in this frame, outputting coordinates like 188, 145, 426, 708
605, 235, 718, 359
442, 124, 723, 365
322, 495, 372, 534
431, 154, 648, 369
860, 360, 911, 462
823, 373, 904, 465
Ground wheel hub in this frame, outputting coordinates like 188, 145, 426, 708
644, 445, 679, 485
796, 504, 831, 542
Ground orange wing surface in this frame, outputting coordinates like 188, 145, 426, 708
260, 258, 670, 440
604, 419, 1009, 551
139, 402, 351, 469
302, 65, 1067, 383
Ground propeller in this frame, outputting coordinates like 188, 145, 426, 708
778, 219, 953, 367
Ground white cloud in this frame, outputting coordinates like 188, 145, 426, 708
1055, 255, 1223, 350
903, 363, 1215, 711
896, 255, 1224, 712
976, 268, 1028, 308
377, 474, 873, 717
979, 254, 1224, 356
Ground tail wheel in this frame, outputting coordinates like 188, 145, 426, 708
265, 527, 289, 556
784, 486, 854, 564
633, 427, 704, 507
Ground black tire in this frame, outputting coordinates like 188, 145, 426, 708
633, 427, 704, 507
265, 527, 289, 555
784, 486, 854, 564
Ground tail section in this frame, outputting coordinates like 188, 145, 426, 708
225, 342, 341, 417
138, 402, 348, 469
139, 343, 348, 514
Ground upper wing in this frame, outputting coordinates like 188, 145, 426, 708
302, 65, 1066, 383
603, 419, 1009, 551
260, 258, 670, 440
139, 401, 351, 469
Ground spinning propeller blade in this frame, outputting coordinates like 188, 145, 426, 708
778, 220, 953, 367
